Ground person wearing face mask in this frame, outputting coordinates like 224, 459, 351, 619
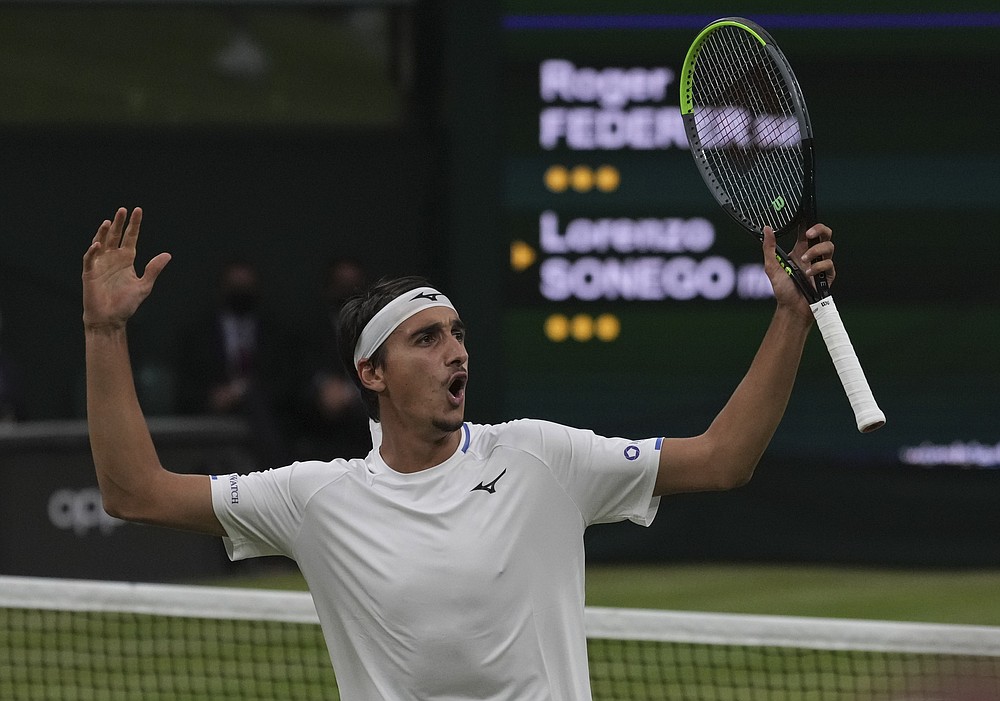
176, 259, 299, 469
294, 257, 372, 461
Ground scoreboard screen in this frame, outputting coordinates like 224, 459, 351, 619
494, 4, 1000, 468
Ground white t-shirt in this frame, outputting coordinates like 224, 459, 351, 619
211, 419, 662, 701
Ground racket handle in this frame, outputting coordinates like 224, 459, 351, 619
809, 296, 886, 433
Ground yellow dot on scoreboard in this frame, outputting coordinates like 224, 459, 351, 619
544, 165, 569, 193
544, 314, 569, 342
510, 240, 536, 271
595, 165, 620, 192
595, 313, 621, 341
570, 313, 594, 342
570, 165, 594, 193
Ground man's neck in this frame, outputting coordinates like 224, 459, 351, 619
376, 421, 463, 474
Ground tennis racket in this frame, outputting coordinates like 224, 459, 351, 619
679, 17, 885, 433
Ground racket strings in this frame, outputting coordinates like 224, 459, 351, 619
690, 27, 806, 234
700, 34, 801, 230
697, 29, 803, 213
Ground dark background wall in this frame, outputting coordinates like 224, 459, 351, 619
0, 128, 436, 419
1, 1, 998, 577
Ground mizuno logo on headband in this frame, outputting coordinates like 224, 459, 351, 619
353, 286, 456, 370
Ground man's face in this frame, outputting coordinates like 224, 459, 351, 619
375, 306, 468, 436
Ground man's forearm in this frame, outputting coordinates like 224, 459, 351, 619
705, 306, 811, 480
85, 325, 163, 520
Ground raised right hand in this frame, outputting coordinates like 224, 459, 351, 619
82, 207, 171, 330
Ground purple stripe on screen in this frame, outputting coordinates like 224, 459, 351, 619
502, 13, 1000, 31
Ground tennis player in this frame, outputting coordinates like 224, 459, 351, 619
83, 206, 834, 700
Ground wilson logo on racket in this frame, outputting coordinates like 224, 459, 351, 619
771, 195, 786, 212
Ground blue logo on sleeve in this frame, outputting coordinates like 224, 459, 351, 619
624, 445, 640, 461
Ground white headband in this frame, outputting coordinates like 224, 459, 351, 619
353, 287, 456, 369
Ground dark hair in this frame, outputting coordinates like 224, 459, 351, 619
337, 275, 433, 421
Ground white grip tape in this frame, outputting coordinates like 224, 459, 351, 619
809, 296, 886, 433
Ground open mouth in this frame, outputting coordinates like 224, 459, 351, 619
447, 374, 467, 405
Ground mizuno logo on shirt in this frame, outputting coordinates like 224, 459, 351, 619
471, 468, 507, 494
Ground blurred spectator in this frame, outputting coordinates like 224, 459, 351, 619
176, 260, 299, 469
0, 309, 26, 422
295, 257, 371, 460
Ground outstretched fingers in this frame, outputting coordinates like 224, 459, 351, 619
121, 207, 143, 251
90, 218, 111, 249
82, 240, 102, 274
140, 252, 172, 291
91, 208, 126, 248
84, 208, 160, 282
85, 208, 127, 274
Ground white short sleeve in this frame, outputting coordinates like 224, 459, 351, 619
502, 420, 661, 527
210, 462, 347, 561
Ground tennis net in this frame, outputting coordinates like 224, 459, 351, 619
2, 574, 999, 700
